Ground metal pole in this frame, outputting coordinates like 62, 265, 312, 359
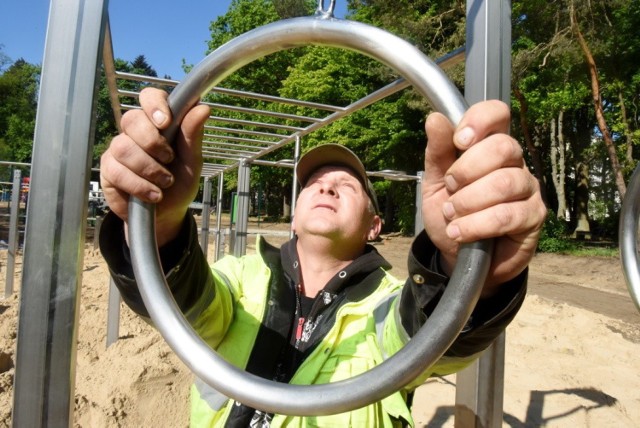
414, 171, 424, 236
12, 0, 108, 425
455, 1, 511, 427
199, 177, 213, 257
106, 278, 121, 347
4, 169, 21, 298
214, 172, 224, 260
289, 136, 301, 239
233, 161, 250, 256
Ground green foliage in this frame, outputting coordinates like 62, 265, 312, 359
278, 44, 427, 231
568, 246, 618, 258
0, 44, 11, 72
0, 58, 40, 163
3, 1, 639, 235
537, 210, 577, 253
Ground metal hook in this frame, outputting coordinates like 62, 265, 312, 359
316, 0, 337, 18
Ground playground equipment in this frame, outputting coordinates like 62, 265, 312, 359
10, 0, 533, 426
128, 6, 488, 415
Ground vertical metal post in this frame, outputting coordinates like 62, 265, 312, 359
199, 177, 213, 257
106, 278, 121, 347
4, 169, 21, 298
234, 161, 250, 256
414, 171, 424, 236
12, 0, 108, 425
214, 172, 225, 261
289, 136, 301, 239
455, 1, 511, 427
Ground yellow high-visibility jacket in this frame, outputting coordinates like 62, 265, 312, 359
100, 213, 527, 428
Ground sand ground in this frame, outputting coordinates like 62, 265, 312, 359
0, 217, 638, 427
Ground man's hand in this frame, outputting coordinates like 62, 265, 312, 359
421, 100, 546, 296
100, 87, 211, 246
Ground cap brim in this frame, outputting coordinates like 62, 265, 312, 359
296, 144, 367, 187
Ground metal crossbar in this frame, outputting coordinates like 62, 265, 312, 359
102, 18, 464, 179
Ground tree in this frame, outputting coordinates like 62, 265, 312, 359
569, 0, 626, 199
272, 0, 315, 18
0, 59, 40, 165
509, 0, 638, 239
192, 0, 639, 236
204, 0, 317, 221
0, 44, 11, 73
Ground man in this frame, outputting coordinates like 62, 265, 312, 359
99, 88, 546, 427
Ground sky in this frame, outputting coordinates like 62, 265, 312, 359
0, 0, 347, 79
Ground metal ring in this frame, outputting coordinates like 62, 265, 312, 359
619, 163, 640, 312
128, 16, 493, 415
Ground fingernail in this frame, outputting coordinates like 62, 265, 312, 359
147, 190, 162, 202
446, 224, 461, 240
152, 110, 167, 126
444, 174, 458, 192
159, 149, 174, 164
455, 127, 474, 148
443, 202, 456, 220
158, 174, 173, 188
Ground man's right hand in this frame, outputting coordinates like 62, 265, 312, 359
100, 87, 211, 246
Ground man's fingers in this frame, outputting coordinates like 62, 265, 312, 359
445, 191, 546, 242
100, 149, 165, 205
444, 134, 524, 193
139, 87, 171, 128
119, 109, 175, 164
453, 100, 510, 150
443, 168, 537, 220
424, 112, 456, 184
108, 136, 175, 190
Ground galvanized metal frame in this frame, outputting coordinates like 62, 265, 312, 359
455, 1, 512, 427
3, 169, 22, 298
102, 49, 465, 179
11, 0, 514, 425
12, 0, 109, 425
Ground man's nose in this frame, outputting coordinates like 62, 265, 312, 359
319, 181, 337, 196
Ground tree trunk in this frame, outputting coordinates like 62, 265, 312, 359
573, 160, 592, 239
384, 185, 394, 234
513, 86, 549, 205
618, 88, 635, 165
572, 108, 592, 239
282, 192, 291, 220
570, 1, 626, 199
550, 111, 567, 219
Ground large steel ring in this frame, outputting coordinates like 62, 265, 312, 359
620, 163, 640, 312
128, 15, 493, 415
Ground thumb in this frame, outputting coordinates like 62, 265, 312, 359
174, 104, 210, 173
182, 104, 211, 146
423, 112, 457, 187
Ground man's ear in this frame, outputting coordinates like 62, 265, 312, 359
368, 215, 382, 241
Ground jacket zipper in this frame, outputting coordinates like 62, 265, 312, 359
294, 283, 304, 348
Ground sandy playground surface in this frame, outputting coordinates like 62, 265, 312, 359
0, 217, 639, 427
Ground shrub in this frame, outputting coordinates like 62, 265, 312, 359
537, 210, 577, 253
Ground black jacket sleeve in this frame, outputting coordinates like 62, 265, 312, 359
99, 211, 214, 321
399, 230, 527, 358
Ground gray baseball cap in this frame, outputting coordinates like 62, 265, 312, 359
296, 144, 380, 214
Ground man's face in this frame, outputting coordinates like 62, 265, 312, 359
293, 166, 380, 246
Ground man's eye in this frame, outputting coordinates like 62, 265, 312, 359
343, 183, 357, 191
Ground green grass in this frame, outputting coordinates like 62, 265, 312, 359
566, 245, 619, 258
